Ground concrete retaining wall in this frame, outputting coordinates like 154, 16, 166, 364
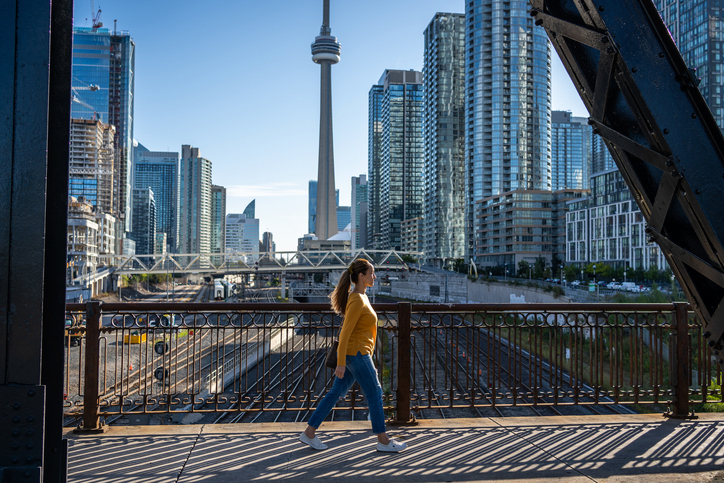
389, 273, 570, 304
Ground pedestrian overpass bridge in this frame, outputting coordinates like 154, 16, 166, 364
100, 249, 422, 276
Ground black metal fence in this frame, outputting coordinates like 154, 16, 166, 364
64, 302, 722, 430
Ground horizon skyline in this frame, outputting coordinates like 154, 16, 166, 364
71, 1, 588, 252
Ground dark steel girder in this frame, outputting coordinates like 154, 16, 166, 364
530, 0, 724, 369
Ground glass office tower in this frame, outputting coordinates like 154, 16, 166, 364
351, 175, 368, 250
654, 0, 724, 129
465, 0, 551, 262
130, 188, 156, 255
368, 70, 425, 251
423, 13, 467, 268
551, 111, 590, 191
134, 143, 179, 253
367, 85, 384, 249
72, 27, 135, 232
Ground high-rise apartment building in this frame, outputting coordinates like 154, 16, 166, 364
423, 13, 467, 268
654, 0, 724, 129
130, 188, 156, 255
592, 134, 617, 174
68, 119, 115, 215
178, 145, 212, 254
368, 69, 424, 250
465, 1, 551, 262
351, 175, 368, 250
71, 27, 135, 232
211, 185, 227, 259
134, 142, 179, 253
551, 111, 591, 191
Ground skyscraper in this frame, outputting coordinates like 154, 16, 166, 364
71, 26, 135, 232
423, 13, 467, 268
368, 70, 424, 250
311, 0, 341, 240
130, 188, 156, 256
134, 142, 179, 253
211, 185, 227, 259
226, 214, 260, 261
337, 206, 351, 232
654, 1, 724, 129
351, 175, 368, 250
262, 232, 275, 253
243, 199, 255, 219
178, 145, 212, 254
551, 111, 591, 191
69, 119, 115, 215
367, 85, 384, 249
465, 1, 551, 263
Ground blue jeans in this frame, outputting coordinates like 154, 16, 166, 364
308, 351, 386, 434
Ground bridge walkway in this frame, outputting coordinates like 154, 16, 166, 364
64, 414, 724, 482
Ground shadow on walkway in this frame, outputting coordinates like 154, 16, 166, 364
66, 415, 724, 482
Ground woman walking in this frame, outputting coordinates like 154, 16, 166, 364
299, 258, 407, 452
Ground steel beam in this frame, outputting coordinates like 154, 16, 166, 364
530, 0, 724, 370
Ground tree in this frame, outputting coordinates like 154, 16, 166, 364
518, 260, 531, 278
401, 254, 417, 264
564, 265, 578, 282
533, 257, 547, 279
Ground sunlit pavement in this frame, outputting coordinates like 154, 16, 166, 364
64, 414, 724, 482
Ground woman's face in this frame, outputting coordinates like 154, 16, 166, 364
356, 265, 376, 288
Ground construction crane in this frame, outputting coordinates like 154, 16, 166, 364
91, 1, 103, 30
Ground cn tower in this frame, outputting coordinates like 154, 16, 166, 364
312, 0, 340, 240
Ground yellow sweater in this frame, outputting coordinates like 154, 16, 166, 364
336, 292, 378, 366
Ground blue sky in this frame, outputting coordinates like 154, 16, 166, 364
74, 0, 587, 251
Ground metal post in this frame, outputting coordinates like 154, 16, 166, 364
669, 302, 694, 418
394, 302, 413, 424
77, 301, 107, 432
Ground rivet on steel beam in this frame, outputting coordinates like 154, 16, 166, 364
599, 6, 605, 11
27, 390, 35, 397
592, 128, 600, 135
632, 67, 638, 73
705, 331, 712, 338
12, 429, 19, 436
26, 443, 33, 450
11, 457, 19, 464
13, 403, 20, 410
692, 113, 698, 118
530, 9, 538, 16
601, 37, 609, 43
709, 340, 716, 347
663, 128, 669, 134
659, 52, 665, 58
27, 416, 34, 423
696, 189, 702, 194
607, 47, 614, 54
26, 429, 34, 436
12, 442, 19, 450
12, 417, 20, 423
535, 18, 543, 26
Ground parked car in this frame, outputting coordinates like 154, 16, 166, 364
607, 282, 622, 290
571, 280, 581, 287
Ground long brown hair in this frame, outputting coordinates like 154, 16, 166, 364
330, 258, 373, 315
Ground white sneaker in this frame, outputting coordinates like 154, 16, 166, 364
376, 439, 407, 452
299, 432, 328, 450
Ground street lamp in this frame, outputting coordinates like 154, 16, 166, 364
593, 264, 598, 298
504, 263, 507, 281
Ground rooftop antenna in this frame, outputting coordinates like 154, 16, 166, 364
91, 1, 103, 30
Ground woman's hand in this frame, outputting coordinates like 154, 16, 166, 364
335, 365, 346, 379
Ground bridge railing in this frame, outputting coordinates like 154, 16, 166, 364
64, 302, 722, 431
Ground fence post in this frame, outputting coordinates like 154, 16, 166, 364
669, 302, 692, 418
76, 301, 107, 432
393, 302, 413, 424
